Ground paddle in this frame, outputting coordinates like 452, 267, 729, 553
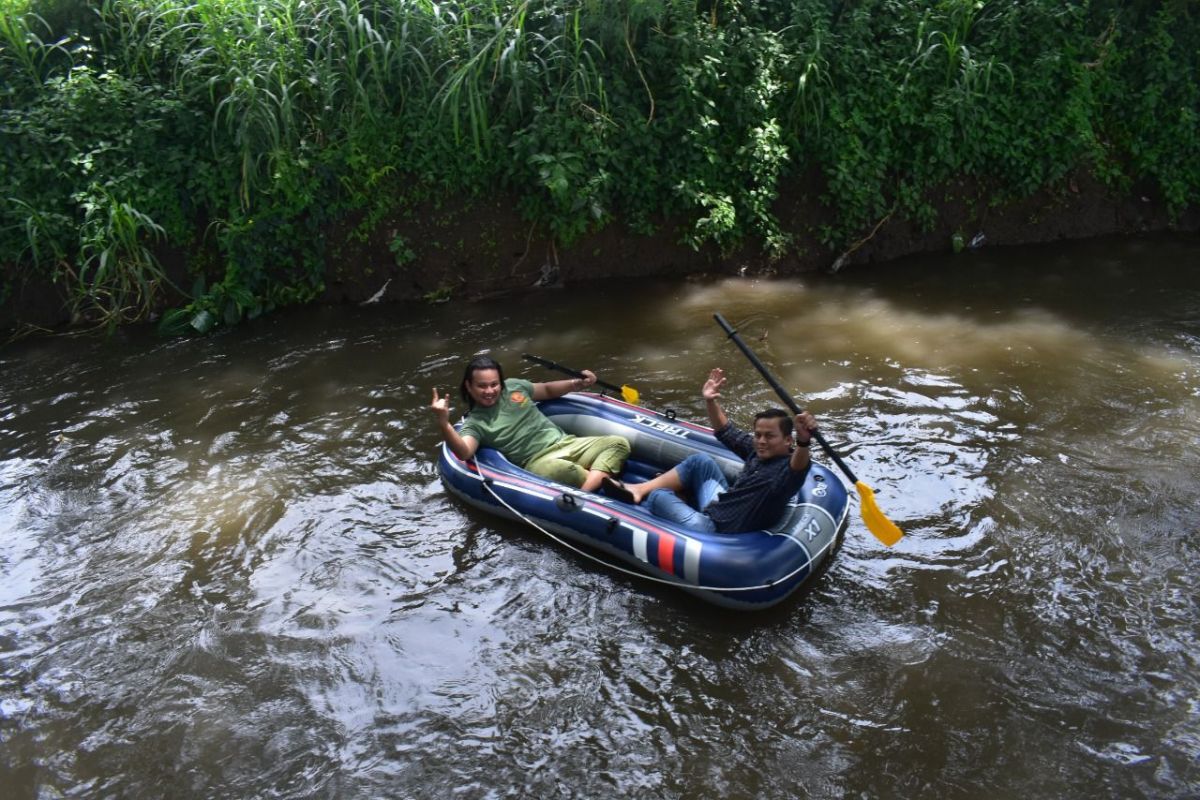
713, 313, 904, 547
522, 353, 641, 404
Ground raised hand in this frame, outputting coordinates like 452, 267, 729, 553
431, 388, 451, 422
701, 368, 726, 401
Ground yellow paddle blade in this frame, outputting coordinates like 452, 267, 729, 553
855, 480, 904, 546
620, 385, 640, 404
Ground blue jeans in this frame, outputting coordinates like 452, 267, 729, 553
644, 454, 728, 533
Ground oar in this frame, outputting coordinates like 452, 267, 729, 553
713, 313, 904, 546
522, 353, 641, 404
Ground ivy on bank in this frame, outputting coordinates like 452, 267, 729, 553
0, 0, 1196, 332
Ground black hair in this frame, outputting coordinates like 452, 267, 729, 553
460, 355, 506, 408
753, 408, 793, 436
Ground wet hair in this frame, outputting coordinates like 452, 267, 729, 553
753, 408, 793, 436
460, 355, 506, 408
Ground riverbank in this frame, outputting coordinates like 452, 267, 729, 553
5, 167, 1197, 335
318, 168, 1200, 307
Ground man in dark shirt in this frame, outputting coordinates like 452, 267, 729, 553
602, 368, 817, 533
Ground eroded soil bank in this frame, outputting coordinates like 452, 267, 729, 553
4, 170, 1197, 335
267, 170, 1200, 310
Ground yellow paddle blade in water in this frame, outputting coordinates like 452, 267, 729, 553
855, 481, 904, 546
620, 385, 640, 404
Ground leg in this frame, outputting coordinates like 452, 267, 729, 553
643, 488, 717, 532
625, 468, 686, 504
524, 435, 631, 490
634, 454, 727, 530
572, 435, 631, 492
673, 453, 729, 511
580, 469, 609, 493
524, 453, 588, 487
580, 435, 631, 474
550, 434, 630, 491
626, 454, 727, 506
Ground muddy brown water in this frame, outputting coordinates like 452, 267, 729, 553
1, 234, 1198, 798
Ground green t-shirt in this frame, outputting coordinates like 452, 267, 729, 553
459, 378, 564, 466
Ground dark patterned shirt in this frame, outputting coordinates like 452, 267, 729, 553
704, 422, 809, 533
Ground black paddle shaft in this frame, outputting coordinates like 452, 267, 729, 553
712, 313, 860, 484
521, 353, 624, 395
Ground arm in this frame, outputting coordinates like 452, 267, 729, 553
532, 369, 597, 401
431, 388, 479, 461
790, 411, 817, 472
702, 368, 729, 430
707, 367, 754, 458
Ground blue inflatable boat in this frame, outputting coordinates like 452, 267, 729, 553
437, 392, 850, 610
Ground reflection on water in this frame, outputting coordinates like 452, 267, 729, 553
1, 235, 1198, 798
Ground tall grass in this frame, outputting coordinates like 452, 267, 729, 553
0, 2, 72, 86
1, 0, 1197, 331
89, 0, 613, 208
73, 188, 171, 327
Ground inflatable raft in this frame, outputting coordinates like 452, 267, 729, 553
437, 392, 850, 610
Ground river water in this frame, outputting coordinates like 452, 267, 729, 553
1, 234, 1198, 798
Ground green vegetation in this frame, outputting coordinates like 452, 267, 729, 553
2, 0, 1197, 331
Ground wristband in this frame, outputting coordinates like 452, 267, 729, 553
795, 439, 811, 448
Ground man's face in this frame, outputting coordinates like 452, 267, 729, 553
466, 369, 502, 407
752, 417, 791, 459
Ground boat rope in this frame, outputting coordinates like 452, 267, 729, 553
472, 470, 842, 594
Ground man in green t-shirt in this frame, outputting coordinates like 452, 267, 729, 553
432, 355, 630, 491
